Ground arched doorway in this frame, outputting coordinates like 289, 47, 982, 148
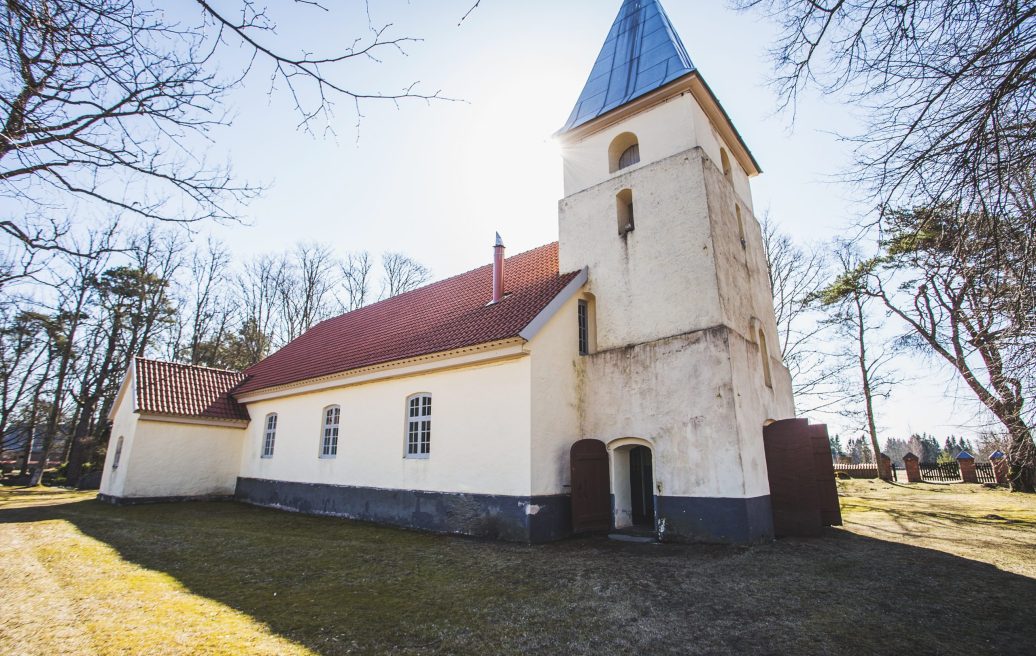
629, 446, 655, 527
607, 438, 656, 531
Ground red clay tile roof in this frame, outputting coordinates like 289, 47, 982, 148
135, 358, 250, 422
236, 242, 581, 395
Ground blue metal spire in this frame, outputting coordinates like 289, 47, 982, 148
561, 0, 696, 133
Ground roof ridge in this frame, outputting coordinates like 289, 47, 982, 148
236, 241, 579, 395
309, 241, 563, 330
135, 356, 244, 377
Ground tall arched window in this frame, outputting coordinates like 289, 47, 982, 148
406, 394, 432, 459
320, 406, 340, 458
720, 148, 733, 183
617, 189, 635, 236
262, 413, 278, 458
758, 329, 773, 389
609, 132, 640, 173
111, 436, 124, 470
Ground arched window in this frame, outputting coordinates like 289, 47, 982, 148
758, 329, 773, 388
736, 205, 746, 249
609, 132, 640, 173
111, 436, 124, 470
406, 394, 432, 459
617, 189, 635, 236
618, 144, 640, 170
320, 406, 340, 458
262, 413, 278, 458
720, 148, 733, 183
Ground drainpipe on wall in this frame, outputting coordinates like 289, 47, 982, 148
492, 233, 506, 304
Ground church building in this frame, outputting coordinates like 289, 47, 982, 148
99, 0, 795, 544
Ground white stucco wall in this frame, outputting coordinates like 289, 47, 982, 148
560, 91, 754, 211
702, 153, 783, 358
100, 367, 247, 500
117, 419, 246, 498
728, 330, 796, 498
578, 328, 752, 499
238, 357, 534, 497
99, 373, 138, 498
524, 279, 784, 502
554, 85, 795, 509
528, 293, 584, 497
560, 147, 728, 350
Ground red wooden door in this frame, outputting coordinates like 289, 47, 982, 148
570, 439, 611, 533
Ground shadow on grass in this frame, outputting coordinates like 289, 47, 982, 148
3, 497, 1035, 656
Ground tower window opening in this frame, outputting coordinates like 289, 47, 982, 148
609, 132, 641, 173
578, 300, 589, 355
617, 189, 635, 236
758, 329, 773, 389
721, 148, 733, 183
736, 205, 746, 249
618, 144, 640, 170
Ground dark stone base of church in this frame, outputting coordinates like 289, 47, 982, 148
234, 477, 572, 544
97, 493, 234, 505
656, 494, 774, 544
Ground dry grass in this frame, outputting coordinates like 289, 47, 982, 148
0, 481, 1034, 655
839, 479, 1036, 578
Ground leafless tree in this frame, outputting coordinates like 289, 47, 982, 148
0, 304, 47, 450
742, 0, 1036, 486
1, 0, 450, 258
275, 243, 341, 343
814, 241, 898, 466
234, 254, 280, 366
0, 0, 251, 254
27, 232, 113, 484
64, 227, 181, 484
735, 0, 1036, 218
762, 217, 847, 413
342, 251, 373, 312
172, 239, 233, 366
381, 252, 431, 299
831, 203, 1035, 491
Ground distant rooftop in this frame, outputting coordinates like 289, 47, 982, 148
561, 0, 696, 133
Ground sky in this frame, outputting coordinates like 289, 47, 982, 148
176, 0, 988, 442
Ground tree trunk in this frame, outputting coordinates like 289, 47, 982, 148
1006, 421, 1036, 493
18, 366, 50, 476
19, 417, 36, 477
854, 294, 883, 476
65, 401, 96, 487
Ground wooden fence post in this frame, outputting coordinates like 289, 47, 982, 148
903, 453, 922, 483
957, 451, 978, 484
989, 451, 1009, 486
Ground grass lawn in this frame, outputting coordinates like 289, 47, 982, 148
1, 480, 1034, 655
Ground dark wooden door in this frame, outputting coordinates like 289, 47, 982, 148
808, 423, 843, 527
570, 440, 611, 533
763, 419, 823, 537
763, 419, 842, 537
630, 446, 655, 526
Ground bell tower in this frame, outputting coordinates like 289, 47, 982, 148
557, 0, 796, 543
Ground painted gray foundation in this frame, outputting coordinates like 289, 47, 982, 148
656, 494, 774, 544
97, 493, 233, 505
235, 478, 572, 544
